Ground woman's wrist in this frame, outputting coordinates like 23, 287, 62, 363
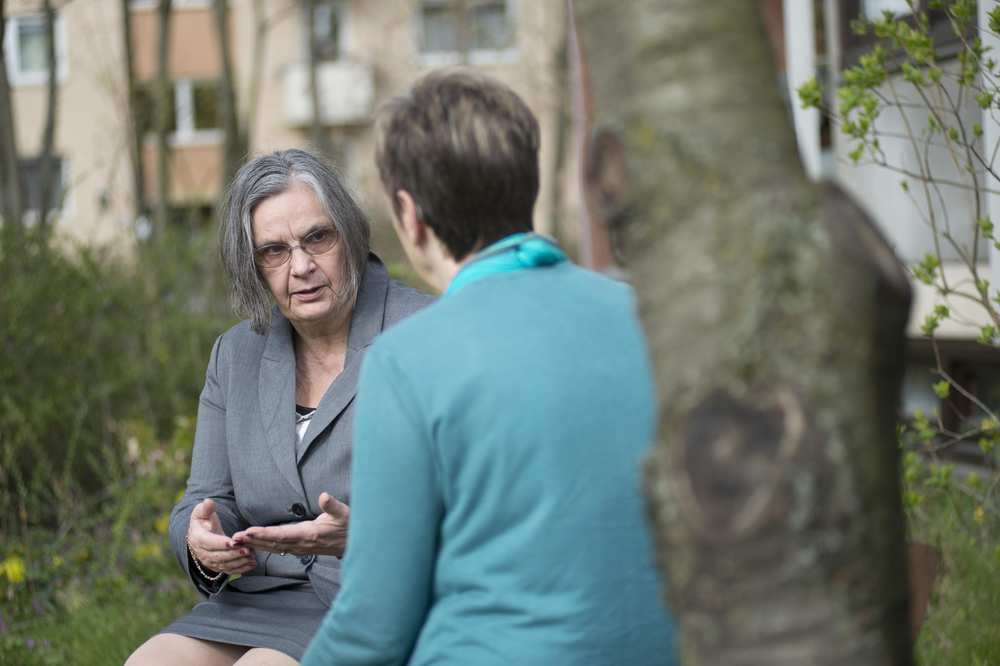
186, 536, 227, 582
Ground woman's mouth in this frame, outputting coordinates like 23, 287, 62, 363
292, 285, 325, 301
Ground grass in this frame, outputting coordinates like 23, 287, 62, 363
1, 581, 196, 665
3, 464, 997, 665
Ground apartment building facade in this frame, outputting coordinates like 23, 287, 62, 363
777, 0, 1000, 452
4, 0, 575, 257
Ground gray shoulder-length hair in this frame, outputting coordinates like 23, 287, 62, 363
219, 149, 371, 334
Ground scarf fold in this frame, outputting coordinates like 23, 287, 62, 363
445, 232, 568, 297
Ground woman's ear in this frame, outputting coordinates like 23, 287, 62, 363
396, 190, 424, 237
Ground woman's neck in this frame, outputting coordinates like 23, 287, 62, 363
293, 314, 350, 365
291, 310, 352, 407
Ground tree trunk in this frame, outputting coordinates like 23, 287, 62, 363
154, 0, 172, 234
212, 0, 244, 187
120, 0, 146, 221
0, 0, 22, 232
573, 1, 914, 664
244, 0, 268, 153
305, 0, 332, 159
36, 0, 58, 233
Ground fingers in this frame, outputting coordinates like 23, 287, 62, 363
189, 526, 236, 552
191, 498, 216, 520
201, 548, 256, 575
232, 523, 315, 554
319, 492, 350, 522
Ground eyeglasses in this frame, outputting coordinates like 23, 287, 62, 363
253, 226, 338, 268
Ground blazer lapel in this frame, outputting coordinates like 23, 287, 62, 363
259, 312, 308, 497
297, 256, 390, 462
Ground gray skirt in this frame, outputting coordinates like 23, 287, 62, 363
161, 582, 328, 660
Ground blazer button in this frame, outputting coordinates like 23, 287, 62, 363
290, 503, 307, 518
300, 554, 315, 566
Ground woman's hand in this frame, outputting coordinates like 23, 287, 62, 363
187, 499, 256, 575
231, 492, 351, 558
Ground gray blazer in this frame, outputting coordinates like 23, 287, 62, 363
168, 256, 433, 606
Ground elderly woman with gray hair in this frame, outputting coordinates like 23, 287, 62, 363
126, 149, 431, 666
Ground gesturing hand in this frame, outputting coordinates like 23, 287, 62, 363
187, 499, 256, 576
232, 492, 351, 558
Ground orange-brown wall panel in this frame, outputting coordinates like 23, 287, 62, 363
132, 7, 223, 80
143, 141, 223, 203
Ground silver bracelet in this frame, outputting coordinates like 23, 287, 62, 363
186, 536, 226, 582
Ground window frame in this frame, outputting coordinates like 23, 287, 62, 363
417, 0, 519, 67
138, 78, 223, 146
303, 0, 345, 62
129, 0, 211, 10
840, 0, 973, 70
3, 155, 71, 226
4, 13, 69, 88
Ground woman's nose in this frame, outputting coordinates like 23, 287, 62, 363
288, 246, 314, 275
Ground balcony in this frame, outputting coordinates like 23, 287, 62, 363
283, 60, 374, 127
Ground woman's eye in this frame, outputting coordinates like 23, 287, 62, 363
306, 229, 333, 244
261, 245, 287, 256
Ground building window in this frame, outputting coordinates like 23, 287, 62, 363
862, 0, 913, 20
129, 0, 211, 9
841, 0, 969, 68
0, 156, 67, 223
419, 0, 516, 63
135, 79, 222, 144
4, 14, 68, 87
310, 0, 343, 61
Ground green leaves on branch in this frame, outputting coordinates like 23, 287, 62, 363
797, 77, 822, 110
913, 408, 938, 443
933, 380, 952, 399
979, 324, 998, 345
914, 253, 941, 285
979, 217, 995, 239
990, 5, 1000, 34
978, 418, 1000, 457
921, 304, 949, 337
928, 462, 955, 489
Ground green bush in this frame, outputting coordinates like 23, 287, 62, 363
902, 440, 1000, 665
0, 415, 200, 665
0, 226, 234, 533
0, 223, 237, 663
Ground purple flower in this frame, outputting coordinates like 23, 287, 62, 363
25, 638, 35, 650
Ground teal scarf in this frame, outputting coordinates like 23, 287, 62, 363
445, 232, 568, 297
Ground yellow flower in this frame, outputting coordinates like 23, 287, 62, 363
975, 505, 986, 524
134, 542, 162, 561
2, 556, 26, 584
154, 514, 170, 535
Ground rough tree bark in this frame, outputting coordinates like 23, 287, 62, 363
36, 0, 58, 232
0, 0, 22, 231
154, 0, 172, 233
574, 2, 914, 664
212, 0, 245, 188
120, 0, 146, 221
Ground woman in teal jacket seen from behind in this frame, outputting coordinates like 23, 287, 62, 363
301, 69, 678, 666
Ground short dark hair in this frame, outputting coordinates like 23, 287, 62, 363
375, 69, 540, 261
